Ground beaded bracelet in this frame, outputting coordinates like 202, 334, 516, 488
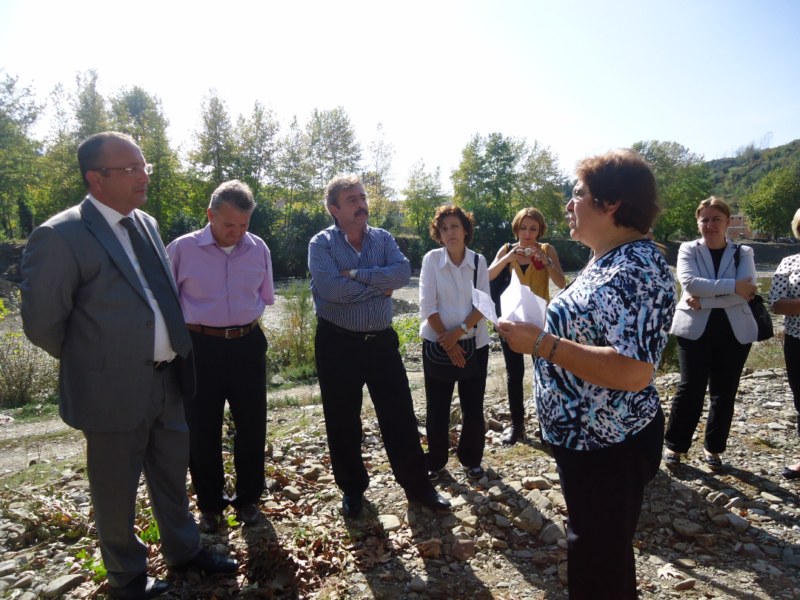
547, 336, 561, 361
532, 330, 548, 357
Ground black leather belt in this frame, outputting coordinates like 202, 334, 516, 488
318, 318, 392, 342
187, 321, 258, 339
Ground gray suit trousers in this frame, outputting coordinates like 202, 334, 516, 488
84, 365, 201, 587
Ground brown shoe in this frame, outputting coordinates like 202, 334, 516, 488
198, 511, 221, 534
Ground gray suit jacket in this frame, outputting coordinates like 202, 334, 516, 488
669, 239, 758, 344
20, 197, 189, 432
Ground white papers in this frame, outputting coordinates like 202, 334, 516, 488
499, 272, 547, 328
471, 288, 498, 326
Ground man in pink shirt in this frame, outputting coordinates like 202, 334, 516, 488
167, 180, 275, 533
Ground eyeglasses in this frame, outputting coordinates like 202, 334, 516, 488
698, 217, 725, 225
94, 164, 154, 177
568, 189, 588, 204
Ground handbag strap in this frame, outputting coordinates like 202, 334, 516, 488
473, 252, 478, 287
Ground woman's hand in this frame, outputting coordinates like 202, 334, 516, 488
437, 328, 467, 367
735, 278, 757, 300
497, 320, 541, 354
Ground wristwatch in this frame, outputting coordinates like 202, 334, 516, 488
460, 323, 469, 334
349, 269, 358, 279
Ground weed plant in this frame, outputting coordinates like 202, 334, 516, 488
0, 332, 58, 408
266, 280, 317, 384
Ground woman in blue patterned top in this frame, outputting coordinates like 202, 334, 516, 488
499, 149, 676, 600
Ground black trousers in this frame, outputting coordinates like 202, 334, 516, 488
315, 320, 433, 498
500, 337, 530, 425
785, 333, 800, 418
184, 327, 267, 513
665, 312, 751, 454
551, 409, 663, 600
423, 344, 489, 472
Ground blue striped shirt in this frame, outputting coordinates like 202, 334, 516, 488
309, 225, 410, 332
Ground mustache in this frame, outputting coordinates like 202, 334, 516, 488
355, 208, 369, 217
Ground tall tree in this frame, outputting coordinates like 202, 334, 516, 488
233, 101, 280, 196
190, 92, 237, 189
632, 140, 712, 241
305, 107, 361, 188
0, 72, 42, 238
363, 123, 397, 228
516, 141, 567, 236
451, 133, 527, 255
741, 164, 800, 239
110, 87, 185, 232
401, 161, 448, 242
73, 70, 109, 141
274, 116, 316, 225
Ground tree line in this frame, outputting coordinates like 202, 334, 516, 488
2, 70, 798, 277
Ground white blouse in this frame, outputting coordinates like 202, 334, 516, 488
768, 253, 800, 339
418, 247, 491, 348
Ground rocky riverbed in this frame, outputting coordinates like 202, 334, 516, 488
0, 345, 798, 599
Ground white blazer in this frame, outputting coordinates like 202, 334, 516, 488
669, 239, 757, 344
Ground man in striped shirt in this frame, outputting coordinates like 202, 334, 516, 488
309, 174, 451, 519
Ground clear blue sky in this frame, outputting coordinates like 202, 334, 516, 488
2, 0, 799, 194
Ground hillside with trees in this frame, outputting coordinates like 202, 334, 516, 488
1, 69, 799, 278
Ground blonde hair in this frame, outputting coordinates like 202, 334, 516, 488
511, 208, 546, 239
792, 208, 800, 240
695, 196, 731, 219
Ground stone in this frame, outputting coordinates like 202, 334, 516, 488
42, 574, 85, 599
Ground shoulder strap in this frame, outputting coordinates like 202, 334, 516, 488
473, 252, 479, 287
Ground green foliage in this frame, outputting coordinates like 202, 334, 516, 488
452, 133, 566, 257
136, 507, 161, 544
632, 140, 712, 241
401, 161, 450, 243
740, 164, 800, 239
0, 298, 7, 321
707, 139, 800, 202
392, 313, 421, 359
0, 332, 59, 408
75, 549, 107, 582
266, 280, 317, 383
0, 71, 42, 239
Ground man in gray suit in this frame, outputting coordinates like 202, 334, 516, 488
21, 132, 237, 599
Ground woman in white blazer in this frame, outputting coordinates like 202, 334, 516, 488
664, 197, 758, 471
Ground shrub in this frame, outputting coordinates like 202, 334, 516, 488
0, 333, 59, 408
266, 280, 317, 383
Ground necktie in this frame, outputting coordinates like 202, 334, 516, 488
120, 217, 192, 357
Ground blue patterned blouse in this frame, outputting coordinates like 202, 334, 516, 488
535, 240, 676, 451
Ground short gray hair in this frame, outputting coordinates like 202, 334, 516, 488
324, 174, 362, 208
209, 180, 255, 213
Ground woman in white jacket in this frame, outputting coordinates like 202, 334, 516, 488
664, 197, 758, 471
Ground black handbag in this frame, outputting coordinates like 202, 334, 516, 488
489, 243, 512, 316
423, 337, 480, 382
423, 253, 482, 382
734, 245, 774, 342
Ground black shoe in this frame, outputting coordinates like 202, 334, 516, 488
502, 425, 525, 445
172, 548, 238, 574
109, 574, 170, 599
198, 511, 221, 534
407, 490, 452, 513
236, 503, 260, 525
781, 467, 800, 480
341, 494, 363, 518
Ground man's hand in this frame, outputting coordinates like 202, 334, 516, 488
686, 295, 702, 310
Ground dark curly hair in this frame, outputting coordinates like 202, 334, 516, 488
429, 204, 475, 245
575, 149, 660, 233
